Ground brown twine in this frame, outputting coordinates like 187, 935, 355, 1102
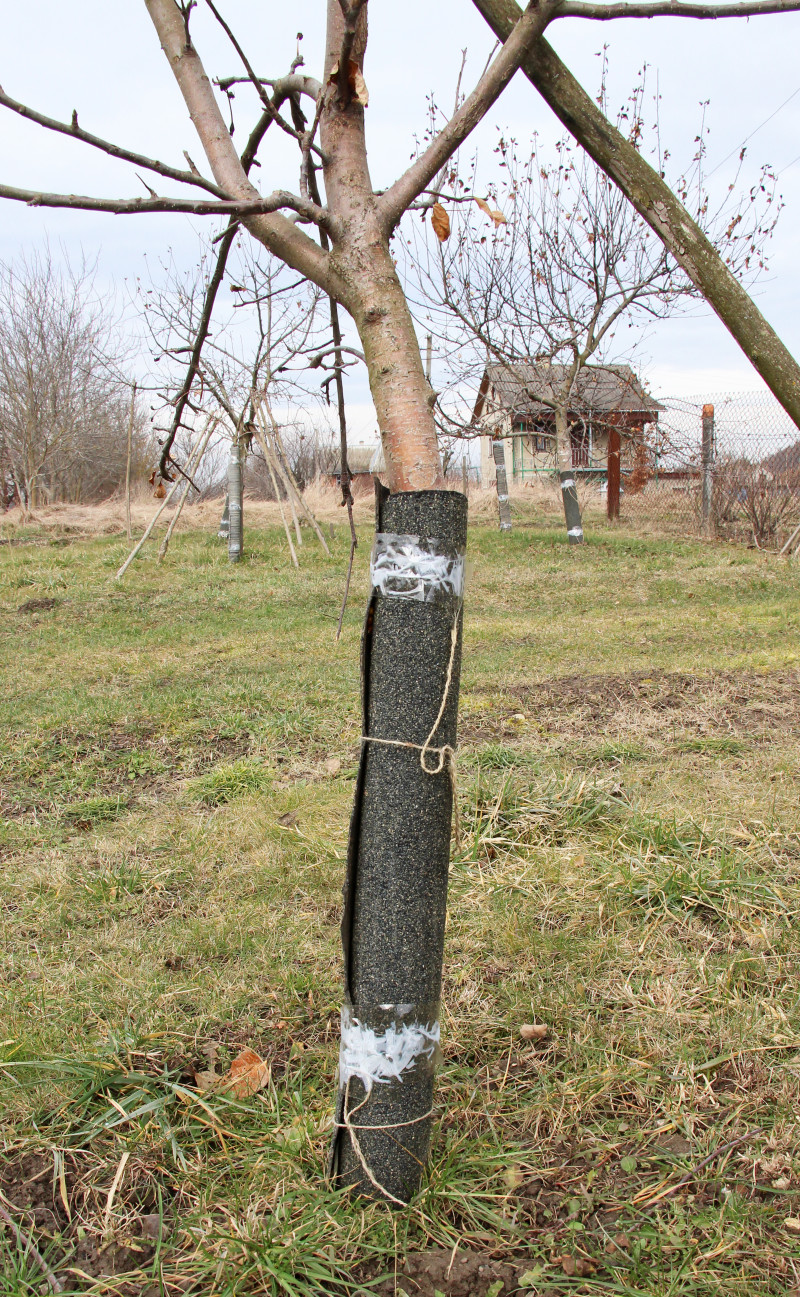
343, 607, 460, 1203
361, 610, 461, 845
341, 1077, 413, 1207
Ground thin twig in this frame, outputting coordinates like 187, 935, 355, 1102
0, 1198, 65, 1294
0, 86, 224, 196
636, 1128, 762, 1206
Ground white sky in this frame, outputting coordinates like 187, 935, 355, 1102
2, 1, 800, 442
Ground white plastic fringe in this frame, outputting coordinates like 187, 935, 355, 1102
568, 526, 584, 538
339, 1005, 440, 1094
561, 478, 576, 490
371, 533, 464, 603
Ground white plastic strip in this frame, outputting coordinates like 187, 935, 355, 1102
561, 478, 575, 490
339, 1006, 440, 1093
371, 533, 464, 603
568, 526, 584, 537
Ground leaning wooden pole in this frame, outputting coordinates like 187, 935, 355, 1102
471, 0, 800, 428
116, 421, 210, 579
125, 382, 136, 542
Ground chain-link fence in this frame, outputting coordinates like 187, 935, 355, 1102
595, 392, 800, 551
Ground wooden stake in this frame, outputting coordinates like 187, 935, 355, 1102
158, 419, 218, 562
125, 382, 136, 541
255, 424, 298, 568
116, 420, 212, 579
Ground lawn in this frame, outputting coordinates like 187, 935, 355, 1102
1, 502, 799, 1296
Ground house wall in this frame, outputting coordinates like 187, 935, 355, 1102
479, 409, 654, 485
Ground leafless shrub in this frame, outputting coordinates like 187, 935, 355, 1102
0, 250, 147, 507
712, 457, 800, 547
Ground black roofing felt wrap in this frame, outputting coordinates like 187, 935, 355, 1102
330, 487, 468, 1203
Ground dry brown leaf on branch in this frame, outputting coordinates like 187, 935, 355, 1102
431, 203, 451, 242
474, 196, 507, 227
327, 59, 369, 107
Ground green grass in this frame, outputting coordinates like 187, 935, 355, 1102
1, 504, 799, 1295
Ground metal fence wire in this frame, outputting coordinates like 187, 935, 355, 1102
553, 391, 800, 552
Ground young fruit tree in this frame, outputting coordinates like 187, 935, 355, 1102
3, 0, 800, 1204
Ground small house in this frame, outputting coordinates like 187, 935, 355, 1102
329, 444, 383, 492
474, 362, 662, 485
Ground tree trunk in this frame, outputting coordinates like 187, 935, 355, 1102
555, 410, 583, 543
330, 487, 467, 1204
492, 439, 513, 532
227, 441, 243, 563
471, 0, 800, 430
607, 426, 621, 522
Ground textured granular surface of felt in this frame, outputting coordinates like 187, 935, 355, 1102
333, 488, 468, 1202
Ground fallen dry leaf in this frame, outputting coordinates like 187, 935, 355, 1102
224, 1047, 271, 1099
560, 1255, 576, 1276
520, 1023, 548, 1041
431, 202, 450, 242
785, 1217, 800, 1233
324, 757, 342, 776
278, 811, 299, 828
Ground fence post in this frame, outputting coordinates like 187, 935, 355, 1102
492, 439, 512, 533
701, 403, 715, 533
607, 426, 621, 521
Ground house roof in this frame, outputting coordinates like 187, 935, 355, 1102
331, 445, 378, 475
762, 439, 800, 476
476, 362, 663, 422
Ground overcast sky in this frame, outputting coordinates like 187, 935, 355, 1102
3, 1, 800, 441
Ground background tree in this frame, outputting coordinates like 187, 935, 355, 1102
410, 78, 781, 540
0, 251, 147, 507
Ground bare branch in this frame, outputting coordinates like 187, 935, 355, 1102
216, 73, 323, 99
0, 85, 225, 196
144, 0, 349, 303
557, 0, 800, 16
203, 0, 319, 153
0, 182, 332, 222
379, 1, 558, 231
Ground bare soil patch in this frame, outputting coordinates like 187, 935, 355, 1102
463, 666, 800, 746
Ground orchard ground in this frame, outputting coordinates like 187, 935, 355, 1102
1, 490, 799, 1296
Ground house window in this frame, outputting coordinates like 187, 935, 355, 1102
518, 421, 554, 454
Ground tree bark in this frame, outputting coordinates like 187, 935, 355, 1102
555, 409, 584, 543
607, 426, 621, 521
471, 0, 800, 426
